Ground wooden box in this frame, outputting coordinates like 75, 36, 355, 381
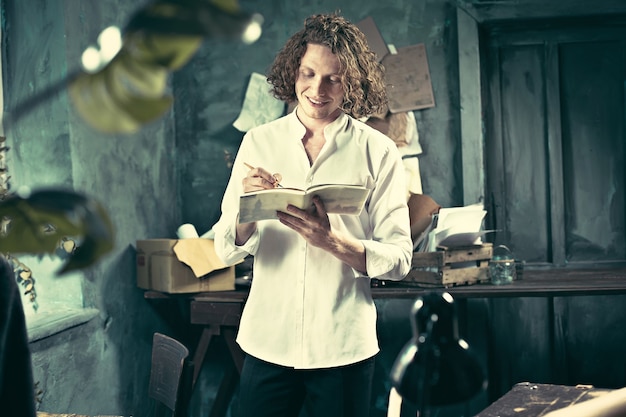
404, 243, 493, 287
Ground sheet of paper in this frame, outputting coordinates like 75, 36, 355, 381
366, 110, 423, 195
382, 43, 435, 112
233, 72, 285, 132
403, 157, 423, 195
418, 203, 489, 251
356, 16, 390, 61
398, 111, 422, 157
437, 230, 497, 247
366, 111, 408, 146
434, 203, 487, 248
400, 112, 423, 195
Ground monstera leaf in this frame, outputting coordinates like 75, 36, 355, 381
0, 188, 115, 274
0, 0, 261, 280
124, 0, 261, 40
68, 54, 177, 134
7, 0, 262, 135
68, 0, 262, 134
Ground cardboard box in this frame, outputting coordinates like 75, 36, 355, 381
136, 239, 235, 293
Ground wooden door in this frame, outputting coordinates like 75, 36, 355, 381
483, 18, 626, 268
481, 17, 626, 401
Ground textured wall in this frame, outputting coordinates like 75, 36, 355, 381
3, 0, 179, 415
174, 0, 463, 235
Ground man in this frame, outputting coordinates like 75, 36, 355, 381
213, 13, 412, 417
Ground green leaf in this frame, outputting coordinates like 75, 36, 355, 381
125, 0, 257, 43
0, 188, 115, 274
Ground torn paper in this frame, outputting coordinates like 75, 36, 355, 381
233, 72, 285, 132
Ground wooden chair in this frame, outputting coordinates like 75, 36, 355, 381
149, 332, 194, 417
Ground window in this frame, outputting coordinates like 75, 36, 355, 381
17, 255, 98, 342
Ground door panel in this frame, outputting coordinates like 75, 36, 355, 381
485, 24, 626, 267
560, 40, 626, 262
499, 45, 551, 263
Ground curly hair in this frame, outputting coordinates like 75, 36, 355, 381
267, 13, 388, 119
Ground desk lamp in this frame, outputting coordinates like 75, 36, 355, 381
390, 291, 485, 416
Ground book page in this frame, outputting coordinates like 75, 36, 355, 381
238, 185, 369, 223
239, 189, 306, 223
308, 185, 369, 216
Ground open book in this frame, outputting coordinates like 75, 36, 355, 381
239, 184, 370, 223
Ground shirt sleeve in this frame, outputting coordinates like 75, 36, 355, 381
360, 143, 413, 281
213, 210, 260, 265
212, 140, 260, 265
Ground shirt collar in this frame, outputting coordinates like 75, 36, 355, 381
287, 107, 350, 142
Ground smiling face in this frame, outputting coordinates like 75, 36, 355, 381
295, 43, 345, 128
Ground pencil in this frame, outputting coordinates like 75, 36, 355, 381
244, 162, 283, 188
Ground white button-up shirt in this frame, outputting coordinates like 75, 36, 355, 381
213, 110, 412, 369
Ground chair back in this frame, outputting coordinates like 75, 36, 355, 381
149, 332, 193, 417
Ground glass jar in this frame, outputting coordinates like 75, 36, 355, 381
489, 245, 516, 285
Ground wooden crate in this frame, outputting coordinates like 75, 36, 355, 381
404, 243, 493, 287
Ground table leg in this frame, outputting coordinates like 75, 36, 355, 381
222, 327, 244, 373
209, 357, 240, 417
192, 326, 218, 387
191, 325, 245, 417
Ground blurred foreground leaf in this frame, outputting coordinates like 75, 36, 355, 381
6, 0, 262, 135
0, 189, 115, 274
124, 0, 259, 40
68, 0, 261, 134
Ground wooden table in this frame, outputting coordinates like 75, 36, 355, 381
372, 268, 626, 298
144, 267, 626, 417
475, 382, 613, 416
37, 413, 123, 417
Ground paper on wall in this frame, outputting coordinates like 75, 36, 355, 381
233, 72, 285, 132
365, 110, 423, 195
399, 111, 422, 156
382, 43, 435, 112
399, 111, 423, 194
356, 16, 390, 62
403, 157, 423, 195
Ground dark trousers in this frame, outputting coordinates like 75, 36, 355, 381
236, 354, 376, 417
